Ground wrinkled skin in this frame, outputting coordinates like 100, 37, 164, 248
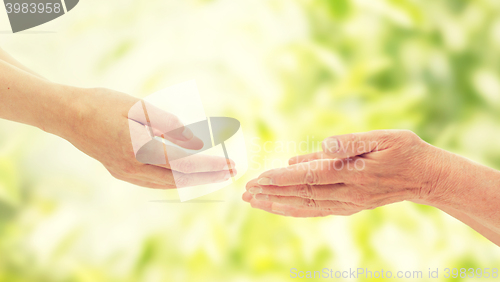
243, 130, 451, 217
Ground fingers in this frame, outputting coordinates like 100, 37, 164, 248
169, 155, 236, 175
136, 140, 236, 173
131, 165, 233, 188
168, 153, 236, 174
160, 135, 205, 151
129, 115, 202, 158
321, 130, 394, 159
128, 100, 203, 150
247, 196, 338, 217
128, 100, 189, 139
256, 159, 352, 187
246, 178, 349, 200
247, 177, 408, 205
288, 152, 330, 165
172, 170, 233, 188
162, 144, 236, 172
253, 194, 361, 211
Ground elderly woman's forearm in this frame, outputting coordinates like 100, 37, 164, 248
425, 202, 500, 245
421, 149, 500, 234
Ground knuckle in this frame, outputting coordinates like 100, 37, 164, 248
401, 129, 416, 138
304, 198, 319, 208
375, 130, 393, 147
338, 133, 358, 153
395, 130, 420, 144
304, 168, 319, 185
297, 185, 313, 198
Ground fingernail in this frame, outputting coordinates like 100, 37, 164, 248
271, 203, 285, 215
248, 187, 262, 194
323, 137, 339, 153
257, 177, 273, 185
181, 127, 193, 140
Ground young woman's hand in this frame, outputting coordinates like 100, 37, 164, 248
61, 87, 234, 189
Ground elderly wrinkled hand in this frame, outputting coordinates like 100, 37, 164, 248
243, 130, 446, 217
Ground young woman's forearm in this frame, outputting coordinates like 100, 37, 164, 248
0, 47, 45, 79
0, 60, 77, 137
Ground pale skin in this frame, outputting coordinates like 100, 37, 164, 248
243, 130, 500, 246
0, 48, 235, 189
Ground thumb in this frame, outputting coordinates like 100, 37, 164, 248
321, 130, 393, 159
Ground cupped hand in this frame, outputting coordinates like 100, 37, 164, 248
243, 130, 447, 217
63, 87, 235, 189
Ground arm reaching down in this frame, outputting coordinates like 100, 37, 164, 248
0, 50, 235, 189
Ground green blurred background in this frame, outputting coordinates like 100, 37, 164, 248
1, 0, 500, 281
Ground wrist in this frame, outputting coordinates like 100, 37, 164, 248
413, 145, 500, 209
415, 148, 500, 232
38, 83, 89, 140
410, 144, 461, 207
